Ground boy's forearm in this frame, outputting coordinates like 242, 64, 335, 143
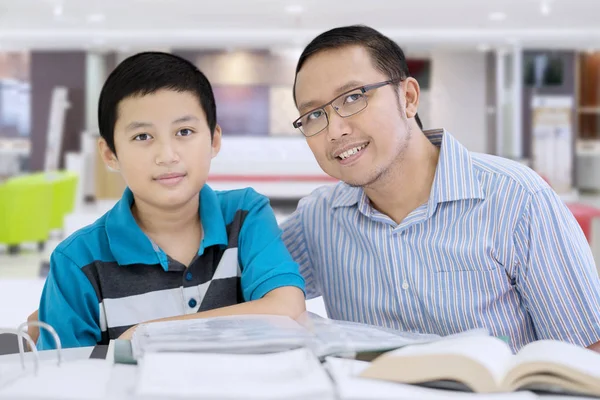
119, 286, 306, 339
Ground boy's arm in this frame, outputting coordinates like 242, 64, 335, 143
119, 286, 304, 339
37, 250, 103, 350
119, 189, 306, 339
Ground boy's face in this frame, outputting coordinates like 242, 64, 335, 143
99, 89, 221, 210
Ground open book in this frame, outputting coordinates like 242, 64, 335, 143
127, 313, 453, 362
359, 335, 600, 397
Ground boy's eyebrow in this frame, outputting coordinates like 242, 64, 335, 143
125, 121, 154, 132
172, 115, 200, 124
124, 116, 200, 132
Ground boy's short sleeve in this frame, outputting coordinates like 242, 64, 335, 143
37, 250, 102, 350
236, 189, 306, 301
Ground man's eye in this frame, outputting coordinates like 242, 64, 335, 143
307, 110, 324, 121
345, 93, 363, 104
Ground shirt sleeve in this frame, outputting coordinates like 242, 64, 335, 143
513, 188, 600, 347
280, 196, 322, 300
37, 250, 102, 350
237, 189, 306, 301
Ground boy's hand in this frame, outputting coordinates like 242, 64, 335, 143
26, 310, 40, 349
118, 325, 138, 340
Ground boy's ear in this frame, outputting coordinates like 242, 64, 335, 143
211, 124, 222, 159
98, 137, 120, 171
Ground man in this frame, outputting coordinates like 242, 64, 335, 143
281, 25, 600, 353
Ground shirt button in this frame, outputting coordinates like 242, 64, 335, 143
185, 272, 193, 281
402, 280, 409, 290
188, 298, 197, 308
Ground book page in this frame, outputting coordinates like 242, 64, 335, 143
301, 315, 443, 356
0, 359, 112, 399
325, 357, 539, 400
130, 314, 313, 359
383, 335, 514, 387
505, 340, 600, 391
511, 340, 600, 378
135, 348, 335, 399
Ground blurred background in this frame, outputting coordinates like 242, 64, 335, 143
1, 0, 600, 333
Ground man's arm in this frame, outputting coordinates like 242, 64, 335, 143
589, 341, 600, 352
514, 188, 600, 351
280, 196, 322, 299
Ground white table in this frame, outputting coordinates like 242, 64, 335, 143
0, 348, 597, 400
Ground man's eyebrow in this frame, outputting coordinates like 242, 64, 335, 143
298, 80, 365, 112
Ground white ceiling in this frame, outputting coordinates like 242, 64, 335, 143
0, 0, 599, 51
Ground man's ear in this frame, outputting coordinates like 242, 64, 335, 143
211, 124, 222, 159
403, 77, 420, 120
98, 137, 119, 171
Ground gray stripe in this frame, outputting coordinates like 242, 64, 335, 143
80, 246, 229, 301
199, 277, 243, 311
226, 209, 249, 249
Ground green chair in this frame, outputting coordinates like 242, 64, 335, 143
46, 171, 78, 231
0, 177, 53, 254
11, 170, 79, 232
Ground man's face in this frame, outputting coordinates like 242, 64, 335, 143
100, 89, 221, 210
294, 45, 416, 187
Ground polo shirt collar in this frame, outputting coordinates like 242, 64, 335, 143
105, 184, 228, 271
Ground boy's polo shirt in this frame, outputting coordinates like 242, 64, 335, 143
38, 185, 305, 350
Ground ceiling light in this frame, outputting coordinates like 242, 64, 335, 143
285, 4, 304, 14
540, 1, 551, 15
489, 12, 506, 21
87, 13, 106, 23
53, 4, 63, 17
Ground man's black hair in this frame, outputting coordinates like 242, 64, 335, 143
294, 25, 423, 129
98, 51, 217, 154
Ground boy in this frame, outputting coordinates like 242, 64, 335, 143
36, 52, 306, 350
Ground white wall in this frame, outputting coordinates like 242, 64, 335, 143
429, 51, 487, 153
85, 53, 107, 133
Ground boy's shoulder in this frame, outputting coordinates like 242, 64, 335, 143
212, 186, 271, 221
52, 212, 115, 268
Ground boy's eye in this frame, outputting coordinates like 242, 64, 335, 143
177, 128, 194, 137
134, 133, 151, 141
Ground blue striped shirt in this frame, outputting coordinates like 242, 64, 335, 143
282, 129, 600, 352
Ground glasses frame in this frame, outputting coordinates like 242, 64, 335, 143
292, 79, 399, 137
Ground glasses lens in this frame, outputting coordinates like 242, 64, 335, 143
333, 90, 367, 117
299, 109, 328, 137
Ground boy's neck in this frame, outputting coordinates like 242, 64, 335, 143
131, 193, 202, 239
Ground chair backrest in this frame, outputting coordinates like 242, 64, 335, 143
0, 178, 53, 245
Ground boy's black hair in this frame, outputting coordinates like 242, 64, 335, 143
98, 51, 217, 154
294, 25, 423, 130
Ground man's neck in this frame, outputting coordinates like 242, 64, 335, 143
132, 193, 202, 239
364, 131, 440, 225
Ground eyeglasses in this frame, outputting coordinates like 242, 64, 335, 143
292, 80, 398, 137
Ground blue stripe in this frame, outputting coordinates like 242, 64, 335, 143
282, 129, 600, 352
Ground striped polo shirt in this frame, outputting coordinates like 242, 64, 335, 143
37, 185, 305, 350
282, 129, 600, 352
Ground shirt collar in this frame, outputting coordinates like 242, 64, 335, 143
331, 129, 485, 210
105, 184, 228, 270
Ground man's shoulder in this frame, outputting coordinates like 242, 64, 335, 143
53, 213, 114, 268
470, 152, 550, 195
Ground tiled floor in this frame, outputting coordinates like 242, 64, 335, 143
2, 192, 600, 328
